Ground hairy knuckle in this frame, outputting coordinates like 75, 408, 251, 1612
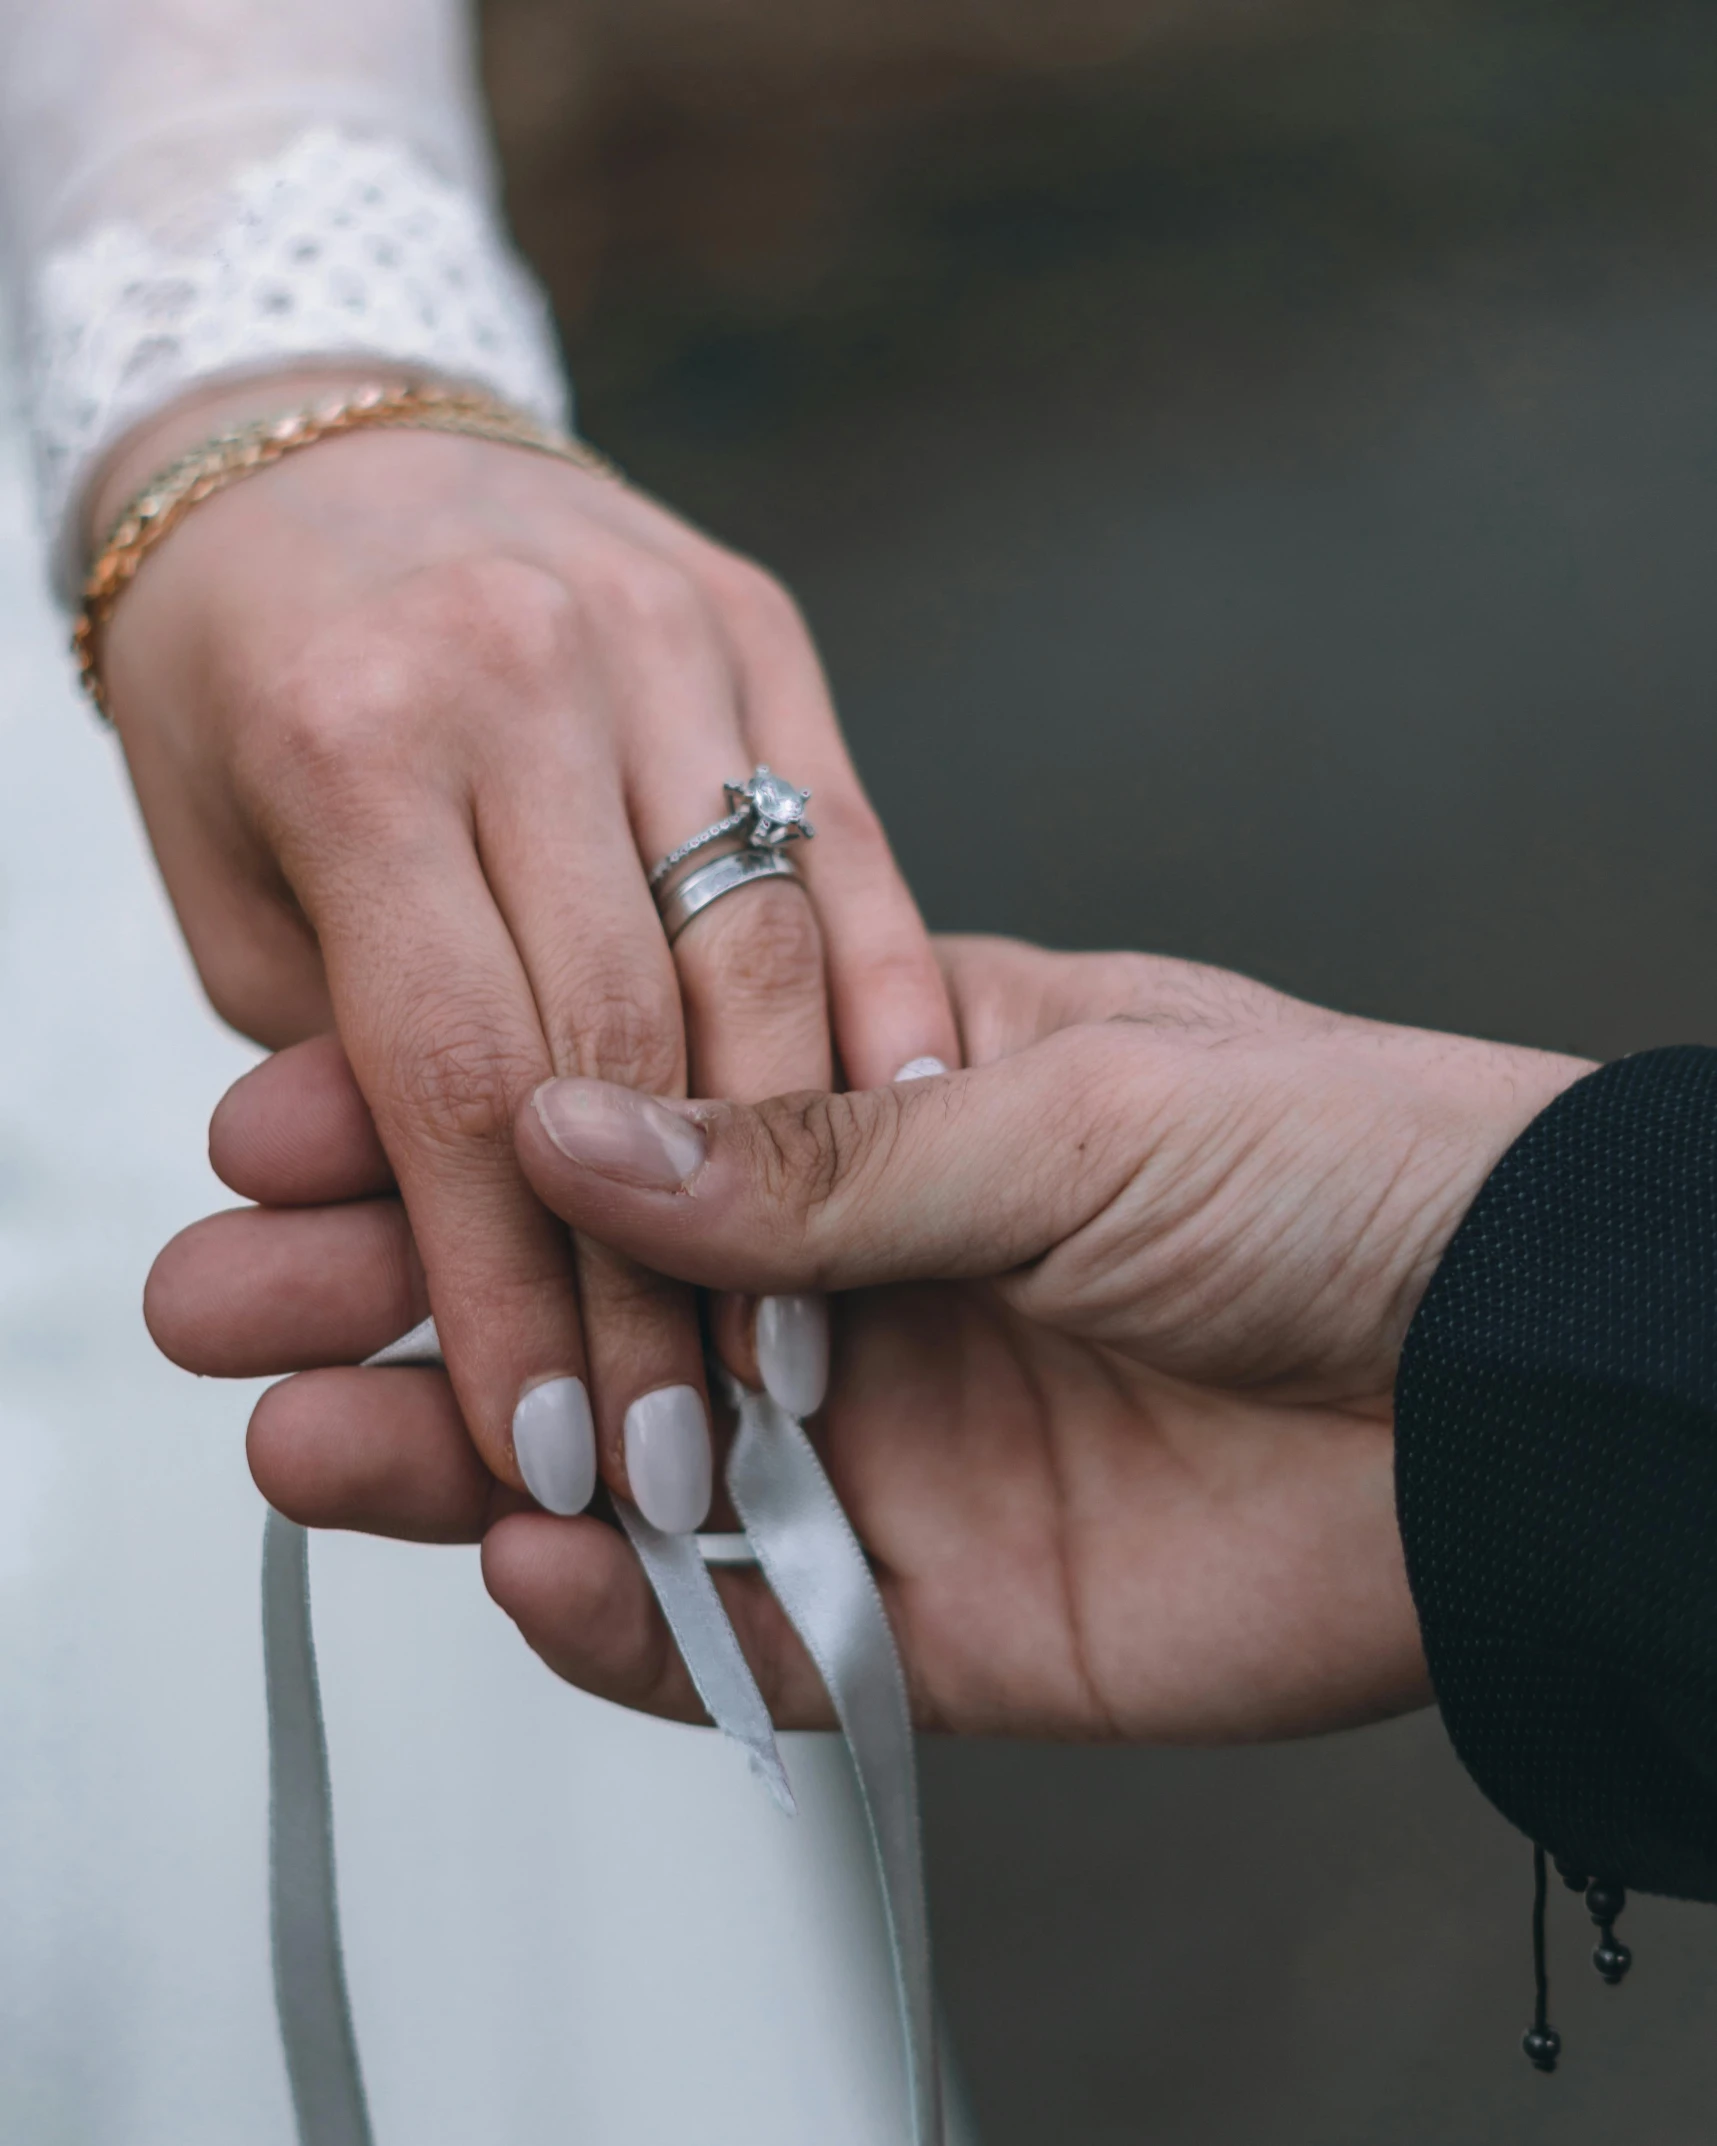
1104, 953, 1290, 1036
752, 1089, 891, 1224
551, 961, 683, 1089
385, 1012, 539, 1156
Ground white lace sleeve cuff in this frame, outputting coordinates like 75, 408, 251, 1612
28, 126, 569, 603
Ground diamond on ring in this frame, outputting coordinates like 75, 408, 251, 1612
725, 766, 814, 851
648, 765, 815, 889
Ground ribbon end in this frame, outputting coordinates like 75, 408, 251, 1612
615, 1497, 795, 1815
749, 1744, 799, 1817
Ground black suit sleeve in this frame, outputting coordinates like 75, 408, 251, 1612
1395, 1045, 1717, 1901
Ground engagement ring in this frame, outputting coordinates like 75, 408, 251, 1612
647, 764, 815, 889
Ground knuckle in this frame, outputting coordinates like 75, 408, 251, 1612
180, 907, 327, 1050
238, 647, 402, 803
370, 556, 582, 726
702, 549, 804, 642
1102, 952, 1286, 1034
577, 547, 708, 658
195, 948, 277, 1042
548, 957, 684, 1090
750, 1087, 895, 1224
382, 1005, 541, 1159
233, 640, 429, 854
688, 883, 823, 1012
422, 554, 573, 665
236, 558, 575, 807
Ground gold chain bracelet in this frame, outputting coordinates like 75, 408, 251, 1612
72, 381, 621, 719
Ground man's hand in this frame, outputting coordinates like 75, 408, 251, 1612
147, 937, 1588, 1741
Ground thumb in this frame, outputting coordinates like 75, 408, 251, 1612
514, 1027, 1151, 1298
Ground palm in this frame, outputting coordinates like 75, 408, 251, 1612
812, 1280, 1417, 1744
794, 938, 1551, 1742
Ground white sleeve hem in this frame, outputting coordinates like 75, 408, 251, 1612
29, 126, 569, 604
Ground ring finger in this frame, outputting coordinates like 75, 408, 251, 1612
628, 719, 836, 1418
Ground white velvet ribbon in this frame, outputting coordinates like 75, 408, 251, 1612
262, 1316, 943, 2145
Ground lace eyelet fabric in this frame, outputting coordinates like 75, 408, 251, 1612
27, 126, 569, 597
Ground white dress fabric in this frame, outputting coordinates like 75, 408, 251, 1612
0, 0, 969, 2134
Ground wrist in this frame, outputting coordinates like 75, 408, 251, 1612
84, 363, 425, 561
1388, 1039, 1594, 1354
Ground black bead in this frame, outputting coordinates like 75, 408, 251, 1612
1553, 1856, 1590, 1893
1594, 1937, 1633, 1986
1584, 1881, 1626, 1925
1522, 2024, 1562, 2072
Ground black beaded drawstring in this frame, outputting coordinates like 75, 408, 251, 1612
1522, 1845, 1561, 2071
1586, 1877, 1633, 1985
1524, 1846, 1634, 2070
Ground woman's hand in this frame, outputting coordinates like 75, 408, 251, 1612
97, 367, 955, 1530
146, 937, 1588, 1741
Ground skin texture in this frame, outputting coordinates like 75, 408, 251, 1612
147, 936, 1591, 1744
92, 366, 957, 1512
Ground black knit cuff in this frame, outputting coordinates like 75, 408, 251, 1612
1396, 1046, 1717, 1901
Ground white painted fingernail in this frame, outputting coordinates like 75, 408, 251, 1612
624, 1385, 712, 1534
513, 1377, 597, 1516
756, 1292, 830, 1418
893, 1056, 949, 1083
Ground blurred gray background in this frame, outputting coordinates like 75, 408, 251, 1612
491, 1, 1717, 2135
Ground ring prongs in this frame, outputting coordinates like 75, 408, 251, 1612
649, 764, 816, 892
725, 765, 815, 849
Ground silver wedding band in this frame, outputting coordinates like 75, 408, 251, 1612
655, 846, 802, 944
